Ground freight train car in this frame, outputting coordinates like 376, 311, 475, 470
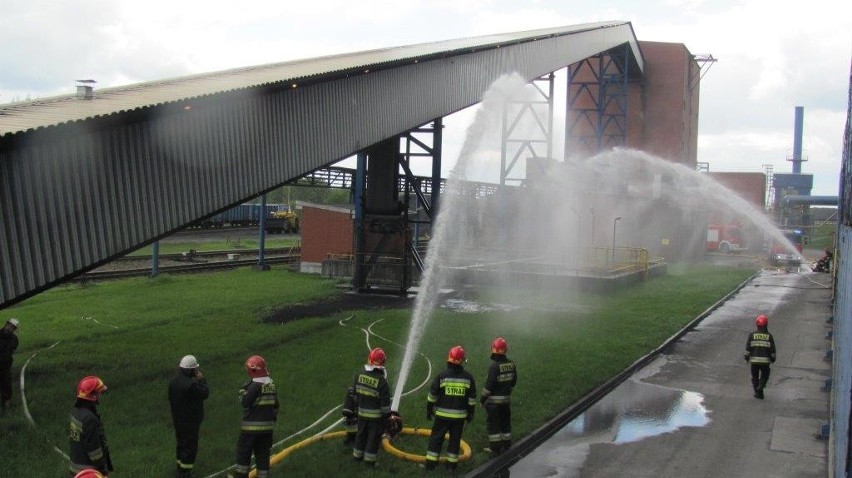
195, 203, 289, 228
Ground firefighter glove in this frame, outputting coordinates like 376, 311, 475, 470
479, 395, 487, 405
743, 353, 749, 362
466, 411, 474, 423
426, 404, 435, 420
770, 355, 776, 363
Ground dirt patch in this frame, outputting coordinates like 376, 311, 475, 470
265, 292, 414, 324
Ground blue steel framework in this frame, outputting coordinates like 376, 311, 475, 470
565, 44, 631, 161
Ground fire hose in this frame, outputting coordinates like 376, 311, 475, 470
248, 419, 472, 477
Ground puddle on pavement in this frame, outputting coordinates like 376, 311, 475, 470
510, 380, 711, 477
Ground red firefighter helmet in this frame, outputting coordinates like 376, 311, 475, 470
74, 469, 106, 478
245, 355, 268, 378
367, 348, 386, 367
447, 345, 466, 365
491, 337, 508, 355
76, 376, 107, 402
755, 315, 768, 328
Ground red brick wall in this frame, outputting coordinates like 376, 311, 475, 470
707, 172, 767, 210
637, 41, 699, 167
300, 206, 353, 263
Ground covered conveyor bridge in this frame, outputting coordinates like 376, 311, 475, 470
0, 21, 643, 309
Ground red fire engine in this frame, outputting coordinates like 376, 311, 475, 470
707, 224, 747, 253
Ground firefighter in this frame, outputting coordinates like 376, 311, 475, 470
168, 355, 210, 478
229, 355, 279, 478
0, 317, 19, 413
341, 385, 358, 446
480, 337, 517, 455
745, 314, 777, 399
350, 347, 391, 466
424, 345, 477, 472
69, 376, 112, 477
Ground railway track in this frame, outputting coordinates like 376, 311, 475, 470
116, 247, 299, 262
79, 254, 300, 281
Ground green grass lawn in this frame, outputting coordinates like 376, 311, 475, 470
808, 222, 836, 250
0, 263, 755, 477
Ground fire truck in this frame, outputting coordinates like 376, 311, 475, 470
706, 224, 747, 253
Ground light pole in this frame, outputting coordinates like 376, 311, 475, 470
589, 208, 596, 247
568, 207, 581, 266
612, 216, 622, 264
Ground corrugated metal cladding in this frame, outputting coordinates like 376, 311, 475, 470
830, 63, 851, 478
0, 22, 642, 309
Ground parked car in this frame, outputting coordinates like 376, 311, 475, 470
768, 229, 803, 266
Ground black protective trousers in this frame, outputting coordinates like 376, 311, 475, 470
174, 424, 200, 477
751, 363, 771, 392
0, 365, 12, 405
485, 403, 512, 451
426, 417, 465, 469
233, 432, 273, 478
352, 418, 384, 464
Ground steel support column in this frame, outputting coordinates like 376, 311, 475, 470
500, 73, 555, 185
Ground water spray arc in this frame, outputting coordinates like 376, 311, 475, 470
390, 74, 531, 411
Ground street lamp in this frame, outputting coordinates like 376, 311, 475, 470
612, 216, 622, 264
589, 208, 596, 246
568, 207, 581, 266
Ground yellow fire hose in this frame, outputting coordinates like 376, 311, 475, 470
247, 427, 471, 477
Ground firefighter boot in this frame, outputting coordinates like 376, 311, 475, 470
176, 466, 193, 478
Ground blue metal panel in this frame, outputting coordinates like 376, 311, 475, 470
831, 60, 851, 478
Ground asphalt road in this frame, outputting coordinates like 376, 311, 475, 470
511, 269, 831, 477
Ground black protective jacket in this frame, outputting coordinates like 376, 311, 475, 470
239, 378, 279, 434
69, 401, 111, 475
482, 354, 517, 405
427, 364, 477, 420
351, 366, 391, 421
745, 327, 777, 365
168, 369, 210, 428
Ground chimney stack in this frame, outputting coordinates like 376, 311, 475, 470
75, 79, 96, 100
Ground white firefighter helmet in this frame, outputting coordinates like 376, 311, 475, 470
6, 318, 18, 328
179, 355, 200, 369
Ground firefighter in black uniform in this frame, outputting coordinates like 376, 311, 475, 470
350, 347, 391, 466
0, 318, 19, 413
69, 376, 112, 477
229, 355, 279, 478
168, 355, 210, 478
425, 345, 477, 472
745, 314, 777, 399
480, 337, 517, 455
341, 385, 358, 446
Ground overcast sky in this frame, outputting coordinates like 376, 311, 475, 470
2, 0, 850, 195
